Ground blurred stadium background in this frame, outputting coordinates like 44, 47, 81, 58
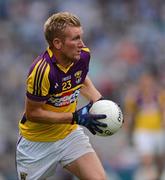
0, 0, 165, 179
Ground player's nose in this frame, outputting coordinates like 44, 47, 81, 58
78, 39, 85, 48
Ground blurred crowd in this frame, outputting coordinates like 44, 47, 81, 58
0, 0, 165, 179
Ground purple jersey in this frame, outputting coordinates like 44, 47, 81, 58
19, 47, 90, 142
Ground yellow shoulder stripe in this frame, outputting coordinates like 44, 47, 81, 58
47, 47, 53, 58
82, 47, 90, 52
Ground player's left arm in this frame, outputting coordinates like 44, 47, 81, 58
80, 75, 102, 103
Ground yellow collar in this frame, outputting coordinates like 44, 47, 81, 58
56, 63, 74, 73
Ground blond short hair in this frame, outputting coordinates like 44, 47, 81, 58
44, 12, 81, 46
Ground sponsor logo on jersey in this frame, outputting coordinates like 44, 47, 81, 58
48, 89, 80, 107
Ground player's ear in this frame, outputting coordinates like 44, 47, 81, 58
53, 38, 62, 49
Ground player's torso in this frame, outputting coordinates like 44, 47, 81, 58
46, 58, 87, 109
19, 48, 90, 142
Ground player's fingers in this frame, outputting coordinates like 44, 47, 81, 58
92, 114, 107, 120
93, 125, 103, 134
94, 120, 107, 127
88, 128, 96, 135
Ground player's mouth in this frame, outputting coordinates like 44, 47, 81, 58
77, 50, 81, 55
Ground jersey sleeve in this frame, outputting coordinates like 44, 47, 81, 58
26, 59, 50, 101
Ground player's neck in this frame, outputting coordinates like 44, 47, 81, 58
57, 58, 73, 68
53, 51, 73, 68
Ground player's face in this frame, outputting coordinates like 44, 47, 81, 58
60, 26, 85, 61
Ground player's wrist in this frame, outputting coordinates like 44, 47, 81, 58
97, 96, 104, 101
92, 96, 104, 103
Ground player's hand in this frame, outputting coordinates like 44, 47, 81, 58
72, 102, 107, 135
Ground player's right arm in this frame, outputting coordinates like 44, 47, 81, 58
25, 97, 73, 124
26, 98, 107, 135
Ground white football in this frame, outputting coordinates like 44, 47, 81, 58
89, 100, 123, 136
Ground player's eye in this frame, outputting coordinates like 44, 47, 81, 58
72, 35, 81, 41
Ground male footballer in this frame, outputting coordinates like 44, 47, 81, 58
16, 12, 107, 180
